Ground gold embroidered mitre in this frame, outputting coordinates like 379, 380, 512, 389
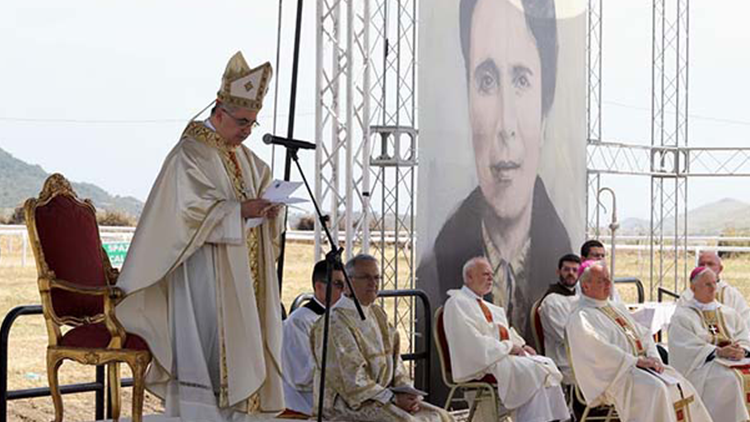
216, 51, 273, 111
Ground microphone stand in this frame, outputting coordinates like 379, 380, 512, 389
280, 146, 366, 422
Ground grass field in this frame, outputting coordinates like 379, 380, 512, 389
2, 237, 750, 421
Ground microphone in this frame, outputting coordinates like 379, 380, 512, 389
263, 134, 316, 150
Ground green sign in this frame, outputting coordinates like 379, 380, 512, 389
103, 241, 130, 268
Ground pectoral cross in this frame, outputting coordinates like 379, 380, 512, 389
708, 324, 719, 336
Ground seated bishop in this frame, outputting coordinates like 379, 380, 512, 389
680, 251, 750, 326
311, 254, 454, 422
669, 266, 750, 422
443, 257, 569, 422
566, 261, 712, 422
281, 260, 345, 416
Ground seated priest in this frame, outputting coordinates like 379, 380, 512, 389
311, 254, 454, 422
681, 251, 750, 325
538, 253, 581, 383
566, 261, 712, 422
669, 266, 750, 422
281, 260, 345, 415
443, 257, 569, 422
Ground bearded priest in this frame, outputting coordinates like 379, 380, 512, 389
116, 52, 285, 420
566, 261, 712, 422
669, 266, 750, 422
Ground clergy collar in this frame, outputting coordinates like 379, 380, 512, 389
304, 297, 327, 315
580, 294, 609, 308
461, 285, 485, 301
689, 298, 719, 311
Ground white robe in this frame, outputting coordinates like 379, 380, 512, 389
680, 279, 750, 326
443, 287, 568, 421
281, 299, 324, 415
566, 295, 712, 422
669, 299, 750, 422
538, 292, 578, 384
116, 120, 284, 420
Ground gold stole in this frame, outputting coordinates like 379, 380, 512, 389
597, 305, 646, 356
695, 307, 750, 415
599, 305, 695, 421
184, 121, 264, 411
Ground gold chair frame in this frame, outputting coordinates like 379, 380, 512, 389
24, 173, 151, 422
433, 306, 511, 422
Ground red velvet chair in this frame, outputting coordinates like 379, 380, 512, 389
24, 173, 151, 422
433, 306, 511, 421
530, 298, 545, 355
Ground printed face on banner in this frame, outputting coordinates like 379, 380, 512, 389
469, 0, 543, 221
416, 0, 585, 344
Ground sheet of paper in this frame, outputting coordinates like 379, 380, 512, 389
642, 367, 679, 385
261, 179, 304, 203
390, 385, 428, 397
245, 217, 264, 229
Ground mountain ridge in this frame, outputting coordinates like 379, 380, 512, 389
0, 147, 143, 217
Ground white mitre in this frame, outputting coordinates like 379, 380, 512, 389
216, 51, 273, 111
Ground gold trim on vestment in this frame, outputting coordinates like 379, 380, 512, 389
673, 395, 694, 422
597, 305, 647, 356
187, 121, 264, 412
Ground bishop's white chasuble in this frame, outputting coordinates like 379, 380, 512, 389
669, 299, 750, 422
566, 296, 712, 422
117, 121, 284, 420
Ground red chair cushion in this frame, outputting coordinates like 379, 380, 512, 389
478, 374, 497, 384
436, 310, 453, 377
60, 323, 149, 351
35, 195, 106, 319
438, 309, 497, 385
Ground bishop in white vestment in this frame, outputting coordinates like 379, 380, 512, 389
443, 257, 569, 422
116, 52, 285, 421
281, 260, 344, 415
312, 255, 454, 422
680, 251, 750, 325
566, 261, 712, 422
669, 266, 750, 422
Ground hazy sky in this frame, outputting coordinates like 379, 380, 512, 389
1, 0, 750, 220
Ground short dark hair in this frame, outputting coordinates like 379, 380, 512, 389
557, 253, 581, 270
580, 240, 604, 259
459, 0, 558, 117
311, 260, 343, 288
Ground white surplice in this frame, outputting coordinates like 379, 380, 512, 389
281, 298, 325, 415
669, 298, 750, 422
680, 279, 750, 326
566, 295, 712, 422
116, 120, 284, 420
538, 291, 578, 384
443, 287, 569, 422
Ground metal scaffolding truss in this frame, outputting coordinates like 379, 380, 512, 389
315, 0, 418, 359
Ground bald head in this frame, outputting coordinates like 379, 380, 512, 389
698, 251, 723, 279
463, 257, 493, 297
579, 261, 611, 300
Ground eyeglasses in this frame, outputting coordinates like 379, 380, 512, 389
352, 274, 382, 283
221, 107, 260, 129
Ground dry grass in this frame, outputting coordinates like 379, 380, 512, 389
2, 237, 750, 421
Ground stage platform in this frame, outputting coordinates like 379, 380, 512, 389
94, 410, 470, 422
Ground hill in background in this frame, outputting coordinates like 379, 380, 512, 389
0, 147, 143, 218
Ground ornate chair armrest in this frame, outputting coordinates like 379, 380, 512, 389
47, 278, 121, 296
